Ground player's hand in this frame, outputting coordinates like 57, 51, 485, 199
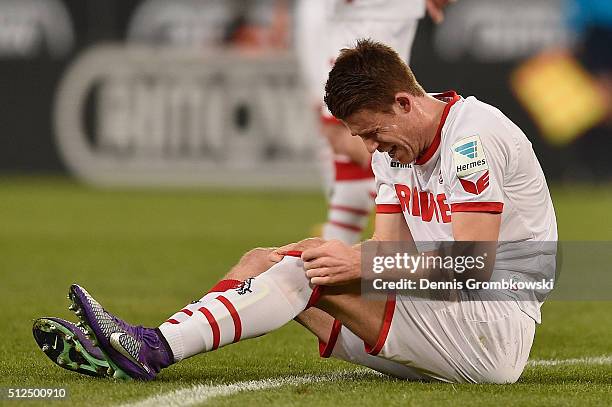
426, 0, 455, 24
269, 238, 326, 263
302, 240, 361, 286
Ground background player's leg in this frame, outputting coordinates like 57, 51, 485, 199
322, 122, 376, 244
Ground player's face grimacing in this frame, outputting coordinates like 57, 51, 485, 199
343, 96, 425, 164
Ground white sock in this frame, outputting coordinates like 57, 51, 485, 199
324, 175, 376, 244
158, 255, 314, 361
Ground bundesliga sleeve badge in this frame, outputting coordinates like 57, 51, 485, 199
452, 135, 488, 178
452, 135, 490, 195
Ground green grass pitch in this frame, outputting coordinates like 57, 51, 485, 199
0, 177, 610, 406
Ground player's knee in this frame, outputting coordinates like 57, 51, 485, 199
240, 247, 275, 267
227, 247, 277, 280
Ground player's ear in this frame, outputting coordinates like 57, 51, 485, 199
395, 93, 411, 112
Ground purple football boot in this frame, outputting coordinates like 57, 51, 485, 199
68, 284, 173, 380
32, 317, 110, 377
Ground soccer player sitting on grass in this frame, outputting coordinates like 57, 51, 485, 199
33, 39, 557, 384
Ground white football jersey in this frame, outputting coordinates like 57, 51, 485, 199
373, 91, 558, 322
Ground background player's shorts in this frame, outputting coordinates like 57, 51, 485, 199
318, 19, 419, 121
296, 7, 419, 118
328, 19, 418, 66
322, 293, 536, 384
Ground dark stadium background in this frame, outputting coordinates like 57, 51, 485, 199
1, 0, 610, 181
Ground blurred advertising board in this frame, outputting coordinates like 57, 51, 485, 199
54, 45, 319, 188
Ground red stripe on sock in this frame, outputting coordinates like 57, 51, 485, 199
328, 220, 363, 232
329, 205, 370, 216
216, 295, 242, 343
166, 319, 180, 325
334, 161, 375, 181
180, 309, 193, 316
208, 279, 241, 293
199, 307, 220, 350
284, 250, 303, 258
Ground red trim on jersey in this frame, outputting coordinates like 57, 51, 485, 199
319, 319, 343, 358
328, 220, 363, 232
216, 295, 242, 343
415, 91, 460, 165
376, 204, 403, 214
207, 279, 241, 294
334, 160, 375, 181
284, 250, 303, 258
166, 319, 179, 325
450, 202, 504, 213
320, 114, 341, 125
307, 286, 323, 308
179, 309, 193, 317
330, 205, 370, 216
199, 307, 220, 350
364, 293, 396, 355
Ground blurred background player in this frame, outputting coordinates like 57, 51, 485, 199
295, 0, 454, 244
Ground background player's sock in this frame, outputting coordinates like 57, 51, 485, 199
323, 160, 376, 244
158, 255, 314, 362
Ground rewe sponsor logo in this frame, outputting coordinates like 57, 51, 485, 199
394, 184, 451, 223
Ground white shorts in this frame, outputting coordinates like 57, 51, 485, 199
318, 19, 419, 121
320, 294, 536, 384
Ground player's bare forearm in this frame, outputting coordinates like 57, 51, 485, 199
300, 213, 414, 286
451, 211, 501, 282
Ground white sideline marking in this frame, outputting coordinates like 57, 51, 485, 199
527, 356, 612, 367
119, 356, 612, 407
118, 369, 377, 407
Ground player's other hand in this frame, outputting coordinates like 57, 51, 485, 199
269, 238, 326, 263
426, 0, 455, 24
302, 240, 361, 286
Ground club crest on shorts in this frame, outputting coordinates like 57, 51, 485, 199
452, 135, 488, 178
